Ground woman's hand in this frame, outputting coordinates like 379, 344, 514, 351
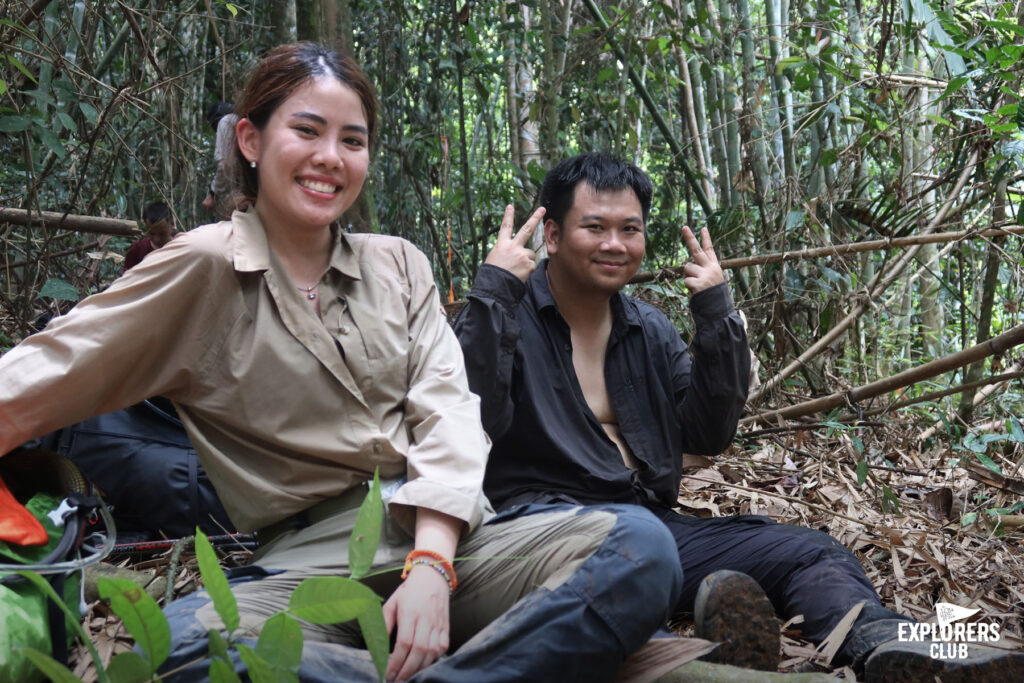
383, 507, 462, 681
383, 563, 451, 681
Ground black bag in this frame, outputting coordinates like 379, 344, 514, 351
24, 398, 234, 541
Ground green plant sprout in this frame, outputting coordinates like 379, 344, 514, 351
19, 469, 391, 682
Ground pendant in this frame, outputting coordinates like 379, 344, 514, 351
307, 291, 316, 300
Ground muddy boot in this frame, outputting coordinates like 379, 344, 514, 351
693, 570, 781, 671
863, 639, 1024, 682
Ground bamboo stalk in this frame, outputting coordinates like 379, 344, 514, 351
0, 208, 138, 236
748, 149, 981, 404
741, 323, 1024, 426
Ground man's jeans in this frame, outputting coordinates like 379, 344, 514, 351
158, 503, 682, 682
650, 507, 910, 665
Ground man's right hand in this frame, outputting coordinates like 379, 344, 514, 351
484, 204, 546, 282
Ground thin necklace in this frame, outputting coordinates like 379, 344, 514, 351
297, 283, 318, 300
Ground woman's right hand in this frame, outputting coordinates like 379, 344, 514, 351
383, 563, 451, 681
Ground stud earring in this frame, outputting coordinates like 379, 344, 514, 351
250, 160, 257, 169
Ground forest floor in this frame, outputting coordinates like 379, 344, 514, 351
67, 418, 1024, 681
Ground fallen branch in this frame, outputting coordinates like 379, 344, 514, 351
630, 225, 1024, 285
6, 240, 102, 269
741, 323, 1024, 427
857, 370, 1024, 419
0, 208, 138, 236
918, 361, 1022, 440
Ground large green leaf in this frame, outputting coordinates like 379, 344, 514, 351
18, 649, 80, 683
195, 529, 239, 633
288, 576, 381, 624
98, 577, 171, 673
209, 657, 242, 683
36, 278, 79, 302
235, 643, 285, 683
349, 471, 383, 580
254, 612, 303, 675
106, 651, 152, 683
358, 606, 389, 682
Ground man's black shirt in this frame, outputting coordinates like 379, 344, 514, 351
453, 261, 750, 510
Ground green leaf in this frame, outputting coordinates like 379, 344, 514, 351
288, 576, 381, 624
36, 277, 79, 302
0, 115, 31, 133
350, 471, 383, 580
98, 577, 171, 672
107, 651, 153, 683
0, 79, 7, 96
1008, 417, 1024, 443
255, 612, 303, 674
235, 643, 282, 683
856, 460, 868, 487
14, 571, 109, 683
358, 606, 389, 681
209, 657, 243, 683
881, 485, 901, 515
196, 528, 240, 633
224, 3, 240, 17
79, 101, 98, 124
37, 126, 66, 161
973, 452, 1002, 475
960, 512, 978, 526
5, 54, 38, 84
19, 649, 80, 683
57, 112, 76, 132
208, 628, 231, 660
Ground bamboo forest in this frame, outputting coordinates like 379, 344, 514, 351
1, 0, 1022, 680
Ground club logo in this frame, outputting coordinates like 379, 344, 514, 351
897, 602, 1001, 660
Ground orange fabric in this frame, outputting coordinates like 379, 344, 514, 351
0, 476, 48, 546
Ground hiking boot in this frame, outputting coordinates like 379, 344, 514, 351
863, 639, 1024, 682
693, 569, 781, 671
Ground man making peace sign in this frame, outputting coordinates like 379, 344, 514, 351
454, 153, 1023, 680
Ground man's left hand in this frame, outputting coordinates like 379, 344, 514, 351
681, 225, 725, 294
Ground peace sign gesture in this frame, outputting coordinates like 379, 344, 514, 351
484, 204, 547, 282
681, 225, 725, 294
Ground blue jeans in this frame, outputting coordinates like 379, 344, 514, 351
158, 503, 682, 682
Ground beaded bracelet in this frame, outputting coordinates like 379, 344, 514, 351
401, 549, 458, 594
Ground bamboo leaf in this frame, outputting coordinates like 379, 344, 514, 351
98, 577, 171, 672
973, 452, 1002, 475
288, 576, 381, 624
196, 529, 239, 632
0, 115, 31, 133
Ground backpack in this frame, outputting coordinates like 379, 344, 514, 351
0, 449, 110, 682
23, 398, 234, 541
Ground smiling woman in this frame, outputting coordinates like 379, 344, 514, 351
0, 43, 684, 683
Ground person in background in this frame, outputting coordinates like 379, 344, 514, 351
122, 201, 175, 272
0, 45, 682, 682
201, 101, 239, 216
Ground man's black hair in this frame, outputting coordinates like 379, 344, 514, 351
206, 101, 234, 130
538, 152, 653, 228
142, 201, 172, 225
